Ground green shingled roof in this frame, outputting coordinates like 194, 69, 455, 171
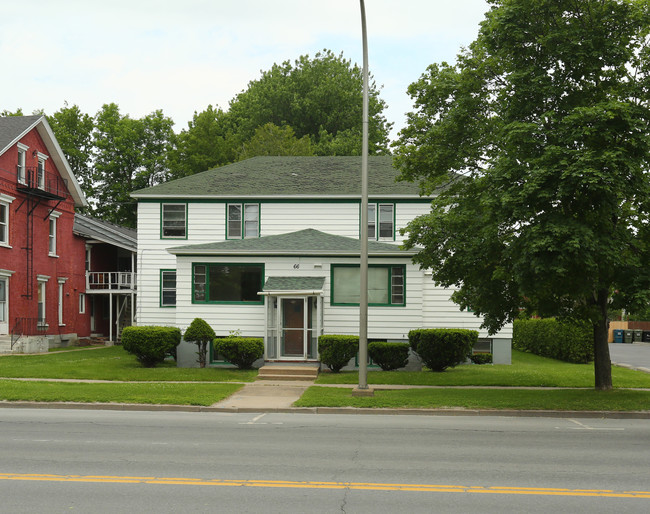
167, 229, 415, 256
132, 156, 424, 198
263, 276, 326, 292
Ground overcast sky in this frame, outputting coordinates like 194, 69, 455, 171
1, 0, 491, 139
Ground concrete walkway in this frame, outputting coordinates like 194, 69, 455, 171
212, 380, 313, 410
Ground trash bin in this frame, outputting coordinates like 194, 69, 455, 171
643, 331, 650, 343
613, 329, 624, 343
624, 330, 634, 343
634, 329, 643, 342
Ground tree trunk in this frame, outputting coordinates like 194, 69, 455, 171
593, 289, 613, 390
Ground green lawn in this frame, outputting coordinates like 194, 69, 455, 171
0, 346, 257, 382
0, 379, 243, 406
315, 350, 650, 388
296, 386, 650, 411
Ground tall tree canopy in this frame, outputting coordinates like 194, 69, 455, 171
171, 50, 392, 178
394, 0, 650, 390
93, 104, 175, 227
47, 103, 95, 205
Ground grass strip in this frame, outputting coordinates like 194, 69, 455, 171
315, 350, 650, 388
0, 346, 257, 382
0, 380, 243, 406
295, 386, 650, 411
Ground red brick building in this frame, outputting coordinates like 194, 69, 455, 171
0, 116, 88, 349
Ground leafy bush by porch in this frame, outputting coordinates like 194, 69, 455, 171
368, 342, 410, 371
121, 326, 181, 367
213, 337, 264, 369
318, 335, 359, 372
409, 329, 477, 372
513, 318, 593, 364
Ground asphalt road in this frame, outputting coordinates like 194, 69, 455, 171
609, 342, 650, 371
1, 409, 649, 513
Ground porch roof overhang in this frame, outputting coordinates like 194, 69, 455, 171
259, 276, 325, 296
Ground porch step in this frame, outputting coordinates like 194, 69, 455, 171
257, 365, 319, 381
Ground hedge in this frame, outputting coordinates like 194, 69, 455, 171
318, 335, 359, 372
368, 342, 410, 371
121, 326, 181, 367
213, 337, 264, 369
408, 329, 477, 371
513, 318, 593, 363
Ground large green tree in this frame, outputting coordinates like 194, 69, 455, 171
93, 104, 175, 227
47, 103, 95, 205
394, 0, 650, 390
237, 123, 314, 160
227, 49, 391, 157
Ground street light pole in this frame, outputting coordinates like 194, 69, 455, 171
354, 0, 373, 396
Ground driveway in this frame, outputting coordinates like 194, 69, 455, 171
608, 342, 650, 373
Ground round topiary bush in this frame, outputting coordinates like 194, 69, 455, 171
184, 318, 216, 368
213, 337, 264, 369
409, 329, 477, 372
318, 335, 359, 372
368, 341, 410, 371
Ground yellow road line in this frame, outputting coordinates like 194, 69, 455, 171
0, 473, 648, 499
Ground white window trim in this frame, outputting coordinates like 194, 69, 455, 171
0, 194, 15, 248
37, 276, 49, 327
79, 293, 86, 314
37, 153, 48, 189
49, 211, 61, 257
57, 278, 67, 327
17, 143, 28, 184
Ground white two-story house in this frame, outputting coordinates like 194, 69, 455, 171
132, 156, 512, 367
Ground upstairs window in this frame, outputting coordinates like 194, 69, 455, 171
368, 203, 395, 240
17, 144, 28, 184
227, 203, 259, 239
48, 212, 60, 257
0, 202, 8, 246
37, 152, 48, 189
161, 203, 187, 239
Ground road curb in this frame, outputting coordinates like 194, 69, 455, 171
1, 401, 649, 419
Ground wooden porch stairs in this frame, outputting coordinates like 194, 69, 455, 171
256, 364, 320, 382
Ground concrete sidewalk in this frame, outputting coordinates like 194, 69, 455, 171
212, 380, 313, 410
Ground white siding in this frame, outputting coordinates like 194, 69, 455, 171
262, 202, 360, 238
421, 272, 513, 339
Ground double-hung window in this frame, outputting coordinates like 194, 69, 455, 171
368, 203, 394, 240
37, 152, 48, 189
331, 264, 405, 306
160, 270, 177, 307
17, 144, 28, 184
0, 201, 8, 246
48, 212, 60, 257
161, 203, 187, 238
193, 263, 263, 304
227, 203, 259, 239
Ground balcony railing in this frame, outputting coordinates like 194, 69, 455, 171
87, 272, 137, 291
16, 165, 69, 200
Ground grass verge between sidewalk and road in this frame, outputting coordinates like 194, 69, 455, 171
315, 350, 650, 388
0, 346, 257, 382
295, 386, 650, 411
0, 380, 243, 406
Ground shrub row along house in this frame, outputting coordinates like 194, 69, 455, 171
0, 116, 136, 353
132, 156, 513, 368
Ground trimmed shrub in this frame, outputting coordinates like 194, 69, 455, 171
470, 353, 493, 365
213, 337, 264, 369
122, 326, 181, 367
318, 335, 359, 372
513, 318, 593, 363
368, 342, 410, 371
409, 329, 477, 372
184, 318, 216, 368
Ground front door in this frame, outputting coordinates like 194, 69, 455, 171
281, 298, 306, 358
0, 277, 7, 334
